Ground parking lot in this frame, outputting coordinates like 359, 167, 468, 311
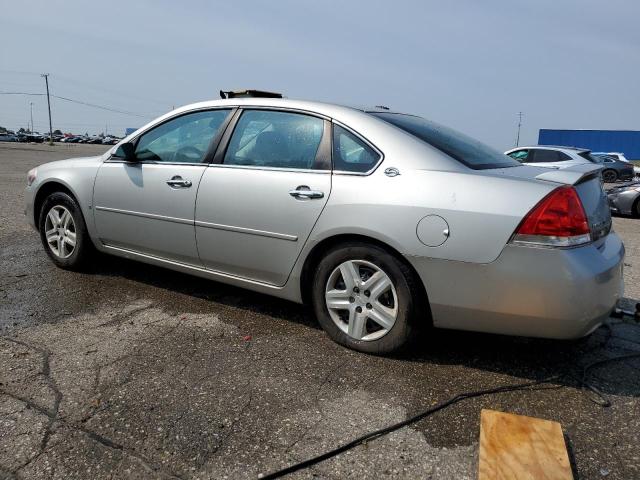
1, 143, 639, 479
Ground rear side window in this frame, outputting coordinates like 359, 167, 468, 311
223, 110, 323, 169
332, 125, 380, 173
508, 149, 530, 162
530, 149, 566, 163
372, 113, 519, 170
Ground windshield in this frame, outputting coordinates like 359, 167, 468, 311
372, 112, 520, 170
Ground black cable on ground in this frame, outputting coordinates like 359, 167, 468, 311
260, 323, 640, 480
259, 375, 559, 479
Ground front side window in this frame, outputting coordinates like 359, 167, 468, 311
508, 149, 530, 162
133, 109, 230, 163
332, 125, 380, 173
223, 110, 324, 169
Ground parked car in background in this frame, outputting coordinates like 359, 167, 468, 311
504, 146, 601, 169
594, 151, 640, 179
592, 154, 635, 182
102, 136, 119, 145
0, 133, 19, 142
24, 93, 623, 354
607, 182, 640, 217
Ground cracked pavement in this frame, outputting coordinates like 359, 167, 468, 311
1, 144, 639, 479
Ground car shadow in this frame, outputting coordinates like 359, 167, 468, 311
88, 253, 640, 399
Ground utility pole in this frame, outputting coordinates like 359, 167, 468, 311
515, 111, 523, 147
29, 102, 34, 133
41, 73, 53, 145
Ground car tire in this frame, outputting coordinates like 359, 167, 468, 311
633, 197, 640, 218
602, 169, 618, 183
38, 192, 94, 270
311, 242, 423, 354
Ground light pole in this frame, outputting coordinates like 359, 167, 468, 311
515, 112, 523, 147
29, 102, 34, 134
41, 73, 53, 145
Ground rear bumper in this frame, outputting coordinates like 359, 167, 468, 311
408, 232, 625, 339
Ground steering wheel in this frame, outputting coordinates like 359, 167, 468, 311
172, 145, 203, 163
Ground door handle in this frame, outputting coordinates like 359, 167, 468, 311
166, 176, 192, 188
289, 186, 324, 199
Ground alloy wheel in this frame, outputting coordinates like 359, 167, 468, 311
325, 259, 398, 341
44, 205, 77, 259
602, 170, 617, 183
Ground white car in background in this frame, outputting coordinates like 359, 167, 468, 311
505, 146, 601, 169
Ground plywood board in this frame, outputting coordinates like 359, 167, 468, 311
478, 409, 572, 480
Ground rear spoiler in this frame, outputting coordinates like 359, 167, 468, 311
535, 163, 602, 186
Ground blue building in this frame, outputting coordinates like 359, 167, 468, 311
538, 129, 640, 160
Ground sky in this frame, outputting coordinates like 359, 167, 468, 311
1, 0, 639, 148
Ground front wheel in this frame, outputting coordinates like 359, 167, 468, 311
311, 243, 422, 354
39, 192, 93, 270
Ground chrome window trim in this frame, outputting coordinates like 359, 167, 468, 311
206, 163, 331, 174
331, 120, 385, 176
235, 105, 331, 121
194, 220, 298, 242
104, 159, 209, 167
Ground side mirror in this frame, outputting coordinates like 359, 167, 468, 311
113, 142, 137, 162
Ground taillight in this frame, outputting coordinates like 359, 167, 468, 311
511, 186, 591, 247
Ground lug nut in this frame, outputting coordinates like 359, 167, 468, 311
366, 303, 372, 309
355, 306, 363, 313
364, 290, 370, 297
353, 287, 360, 293
349, 297, 355, 303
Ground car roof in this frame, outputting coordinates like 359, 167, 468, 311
507, 145, 589, 153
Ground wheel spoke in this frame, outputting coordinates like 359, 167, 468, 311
367, 274, 391, 302
60, 210, 71, 229
46, 232, 58, 244
64, 232, 76, 247
57, 236, 65, 256
347, 310, 367, 340
339, 261, 361, 291
325, 289, 351, 310
368, 303, 396, 329
48, 210, 59, 227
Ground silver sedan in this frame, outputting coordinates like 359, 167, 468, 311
24, 93, 625, 354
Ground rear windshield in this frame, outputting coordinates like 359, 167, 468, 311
578, 151, 604, 163
372, 112, 520, 170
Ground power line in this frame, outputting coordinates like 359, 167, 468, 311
0, 91, 156, 118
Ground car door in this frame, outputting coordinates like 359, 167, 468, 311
93, 108, 232, 265
195, 109, 331, 286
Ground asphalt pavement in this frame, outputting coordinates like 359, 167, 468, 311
1, 143, 639, 479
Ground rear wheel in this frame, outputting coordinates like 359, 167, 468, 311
39, 192, 93, 270
311, 242, 421, 354
602, 169, 618, 183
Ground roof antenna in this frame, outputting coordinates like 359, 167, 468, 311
220, 90, 227, 99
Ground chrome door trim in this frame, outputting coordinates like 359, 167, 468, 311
94, 206, 193, 225
194, 220, 298, 241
